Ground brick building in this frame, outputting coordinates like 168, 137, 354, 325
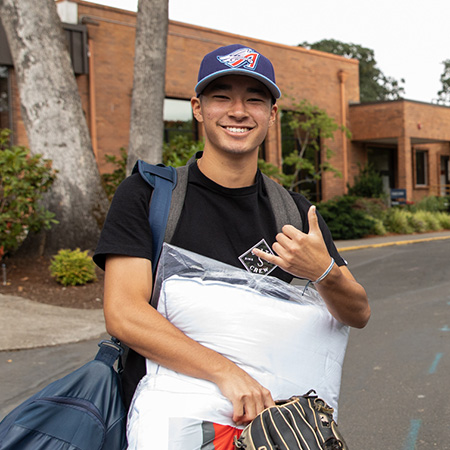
1, 0, 449, 201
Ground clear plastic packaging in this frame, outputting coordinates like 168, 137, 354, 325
128, 244, 350, 449
151, 243, 326, 308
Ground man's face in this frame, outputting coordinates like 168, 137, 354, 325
191, 75, 278, 158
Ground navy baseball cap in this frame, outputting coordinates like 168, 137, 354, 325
195, 44, 281, 100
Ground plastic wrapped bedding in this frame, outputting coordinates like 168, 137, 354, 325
127, 244, 350, 450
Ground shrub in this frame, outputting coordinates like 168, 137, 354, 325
408, 213, 428, 233
163, 135, 203, 167
50, 248, 97, 286
436, 212, 450, 229
347, 163, 384, 198
414, 210, 441, 231
353, 197, 388, 220
317, 195, 377, 240
0, 129, 58, 260
384, 209, 414, 234
371, 217, 387, 235
413, 195, 448, 213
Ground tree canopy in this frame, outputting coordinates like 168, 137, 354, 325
436, 59, 450, 106
300, 39, 405, 103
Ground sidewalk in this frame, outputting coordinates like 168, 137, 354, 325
335, 229, 450, 252
1, 230, 450, 352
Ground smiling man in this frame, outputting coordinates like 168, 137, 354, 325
94, 44, 370, 449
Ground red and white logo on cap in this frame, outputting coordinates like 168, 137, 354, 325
217, 48, 260, 70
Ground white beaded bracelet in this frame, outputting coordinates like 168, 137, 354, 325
313, 258, 335, 284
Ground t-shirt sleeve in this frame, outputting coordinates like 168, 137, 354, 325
290, 193, 347, 267
93, 173, 154, 270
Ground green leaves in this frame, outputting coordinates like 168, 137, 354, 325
279, 98, 344, 195
0, 129, 58, 259
162, 135, 203, 167
49, 248, 97, 286
436, 59, 450, 105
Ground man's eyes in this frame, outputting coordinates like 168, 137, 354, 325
211, 95, 266, 102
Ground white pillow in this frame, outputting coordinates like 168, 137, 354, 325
127, 245, 349, 449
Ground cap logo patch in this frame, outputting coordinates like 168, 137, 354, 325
217, 47, 260, 71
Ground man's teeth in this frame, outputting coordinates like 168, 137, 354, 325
226, 127, 249, 133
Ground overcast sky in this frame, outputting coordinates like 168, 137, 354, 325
83, 0, 450, 103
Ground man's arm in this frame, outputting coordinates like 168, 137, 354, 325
253, 205, 371, 328
103, 255, 274, 425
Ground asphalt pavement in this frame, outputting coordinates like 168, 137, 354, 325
1, 230, 450, 352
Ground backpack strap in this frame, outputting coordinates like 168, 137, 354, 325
164, 152, 201, 243
95, 338, 123, 368
134, 153, 302, 271
132, 160, 177, 273
262, 173, 303, 232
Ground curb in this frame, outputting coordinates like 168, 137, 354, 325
337, 234, 450, 252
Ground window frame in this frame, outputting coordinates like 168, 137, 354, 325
414, 148, 429, 188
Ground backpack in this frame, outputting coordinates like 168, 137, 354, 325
120, 153, 303, 408
0, 339, 127, 450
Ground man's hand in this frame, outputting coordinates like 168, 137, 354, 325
213, 364, 275, 426
253, 205, 331, 281
253, 205, 371, 328
104, 255, 276, 426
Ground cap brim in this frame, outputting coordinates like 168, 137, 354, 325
195, 69, 281, 100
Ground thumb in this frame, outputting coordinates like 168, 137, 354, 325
308, 205, 320, 234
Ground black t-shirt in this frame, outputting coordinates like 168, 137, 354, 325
94, 163, 345, 283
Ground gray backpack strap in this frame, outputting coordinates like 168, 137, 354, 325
262, 174, 303, 232
164, 153, 201, 243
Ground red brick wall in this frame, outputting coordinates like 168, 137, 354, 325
10, 1, 450, 201
71, 1, 360, 189
349, 100, 450, 201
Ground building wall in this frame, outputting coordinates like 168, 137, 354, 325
349, 100, 450, 201
61, 0, 360, 193
13, 0, 450, 203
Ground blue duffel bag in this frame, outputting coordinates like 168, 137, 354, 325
0, 339, 127, 450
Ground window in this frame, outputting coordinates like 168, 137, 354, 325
0, 66, 10, 130
163, 98, 197, 143
62, 24, 89, 75
415, 149, 428, 186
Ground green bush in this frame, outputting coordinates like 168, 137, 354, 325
436, 212, 450, 229
371, 217, 387, 235
50, 248, 97, 286
412, 195, 448, 213
354, 197, 388, 220
317, 195, 377, 240
407, 212, 428, 233
414, 210, 441, 231
0, 129, 58, 260
347, 163, 384, 198
163, 135, 203, 167
383, 208, 450, 234
384, 209, 414, 234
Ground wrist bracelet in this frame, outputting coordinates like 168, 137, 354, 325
313, 258, 335, 284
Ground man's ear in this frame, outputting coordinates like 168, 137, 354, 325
269, 103, 278, 128
191, 96, 203, 123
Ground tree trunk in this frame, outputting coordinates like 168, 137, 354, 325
127, 0, 169, 174
0, 0, 109, 254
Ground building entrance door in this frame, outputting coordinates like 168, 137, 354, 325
368, 147, 397, 194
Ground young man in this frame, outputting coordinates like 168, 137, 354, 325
94, 44, 370, 429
